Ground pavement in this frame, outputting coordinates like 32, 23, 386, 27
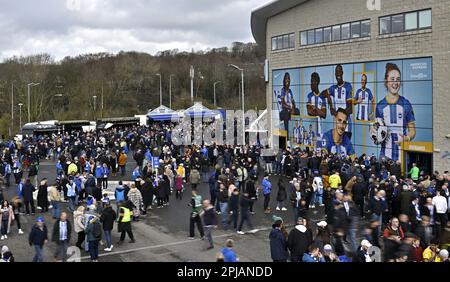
1, 158, 326, 262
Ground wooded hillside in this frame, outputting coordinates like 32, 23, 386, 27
0, 42, 266, 136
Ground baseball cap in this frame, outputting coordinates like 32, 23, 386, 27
317, 221, 327, 228
323, 244, 333, 252
36, 217, 44, 223
361, 240, 372, 248
296, 216, 305, 223
272, 215, 283, 223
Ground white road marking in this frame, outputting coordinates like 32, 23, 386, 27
79, 226, 277, 260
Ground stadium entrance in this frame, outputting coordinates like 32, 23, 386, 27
406, 152, 433, 176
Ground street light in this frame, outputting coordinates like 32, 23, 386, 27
27, 82, 40, 123
93, 95, 97, 112
213, 81, 221, 108
11, 82, 14, 133
169, 74, 174, 109
228, 64, 245, 145
18, 103, 23, 129
196, 72, 204, 98
190, 66, 194, 104
92, 95, 98, 122
156, 73, 162, 106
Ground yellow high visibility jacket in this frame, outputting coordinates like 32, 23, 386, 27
119, 207, 132, 223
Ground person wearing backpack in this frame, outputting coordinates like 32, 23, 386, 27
51, 212, 72, 262
85, 215, 102, 262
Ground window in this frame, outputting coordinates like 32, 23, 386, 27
341, 23, 350, 40
272, 33, 296, 50
299, 18, 370, 46
283, 35, 289, 49
391, 14, 404, 33
289, 33, 295, 48
315, 28, 323, 44
351, 22, 361, 38
307, 30, 315, 44
323, 27, 332, 42
277, 37, 283, 49
379, 9, 431, 35
300, 31, 307, 46
405, 12, 418, 30
380, 16, 391, 34
419, 9, 432, 28
332, 25, 341, 41
361, 20, 371, 37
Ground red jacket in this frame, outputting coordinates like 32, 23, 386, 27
412, 246, 423, 262
383, 225, 405, 240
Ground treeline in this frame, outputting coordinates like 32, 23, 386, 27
0, 42, 266, 137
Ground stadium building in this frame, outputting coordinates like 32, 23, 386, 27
251, 0, 450, 173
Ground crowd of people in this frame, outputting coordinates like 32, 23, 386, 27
0, 122, 448, 262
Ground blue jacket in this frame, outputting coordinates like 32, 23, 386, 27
269, 228, 288, 261
56, 162, 63, 174
201, 148, 208, 158
4, 164, 11, 174
74, 177, 82, 192
262, 178, 272, 195
145, 150, 152, 161
221, 247, 238, 262
302, 253, 325, 262
17, 182, 24, 198
132, 169, 141, 181
85, 163, 91, 172
95, 166, 103, 178
102, 167, 110, 177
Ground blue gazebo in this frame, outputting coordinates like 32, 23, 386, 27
147, 105, 181, 121
183, 102, 223, 119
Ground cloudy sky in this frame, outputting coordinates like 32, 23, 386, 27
0, 0, 270, 61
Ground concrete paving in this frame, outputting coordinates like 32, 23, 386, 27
0, 158, 326, 262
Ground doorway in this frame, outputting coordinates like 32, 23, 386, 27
405, 152, 433, 176
279, 136, 286, 150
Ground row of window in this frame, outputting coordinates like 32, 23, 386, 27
271, 33, 295, 51
272, 9, 432, 50
380, 9, 431, 35
300, 20, 370, 46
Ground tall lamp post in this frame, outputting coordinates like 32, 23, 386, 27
11, 82, 14, 133
93, 95, 97, 119
169, 74, 174, 109
190, 66, 194, 104
156, 73, 162, 106
18, 103, 23, 130
27, 82, 40, 123
228, 64, 245, 145
213, 81, 221, 108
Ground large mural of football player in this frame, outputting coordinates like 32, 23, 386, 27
354, 74, 375, 121
278, 72, 300, 141
320, 108, 355, 156
323, 64, 353, 138
374, 63, 416, 161
306, 72, 327, 143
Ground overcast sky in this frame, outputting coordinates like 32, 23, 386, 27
0, 0, 270, 61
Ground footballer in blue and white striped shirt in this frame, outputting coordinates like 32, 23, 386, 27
354, 74, 375, 121
375, 63, 416, 161
324, 64, 353, 137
